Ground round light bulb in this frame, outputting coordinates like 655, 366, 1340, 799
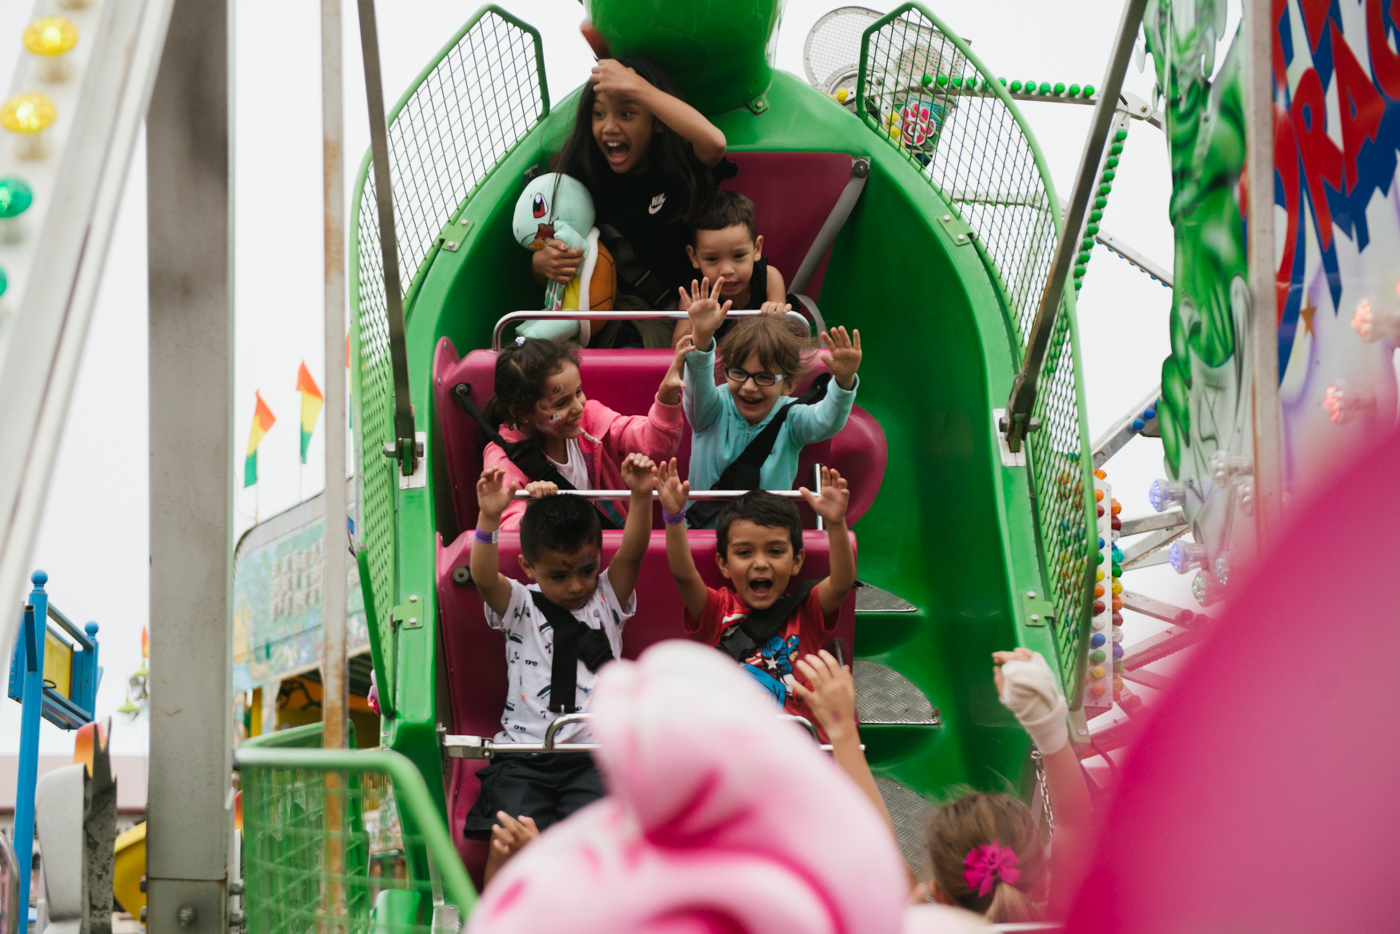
0, 177, 33, 219
25, 18, 78, 82
24, 18, 78, 56
1, 94, 57, 159
0, 177, 34, 244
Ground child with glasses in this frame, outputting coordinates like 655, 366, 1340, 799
675, 279, 862, 529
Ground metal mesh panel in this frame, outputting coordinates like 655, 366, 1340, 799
804, 7, 883, 90
859, 4, 1094, 701
242, 767, 426, 934
352, 9, 546, 654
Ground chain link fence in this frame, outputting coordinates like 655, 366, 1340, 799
350, 8, 547, 670
858, 3, 1095, 703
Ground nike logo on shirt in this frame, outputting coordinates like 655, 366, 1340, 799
648, 193, 667, 214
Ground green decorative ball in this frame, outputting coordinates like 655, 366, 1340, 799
1053, 82, 1066, 95
921, 73, 933, 86
1009, 80, 1023, 92
1038, 82, 1052, 94
1068, 84, 1081, 96
1082, 84, 1095, 97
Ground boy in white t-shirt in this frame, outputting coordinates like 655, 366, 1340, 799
466, 452, 656, 884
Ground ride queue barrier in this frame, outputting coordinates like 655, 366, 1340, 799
235, 746, 477, 933
491, 309, 813, 352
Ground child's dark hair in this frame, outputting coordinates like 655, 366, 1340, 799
520, 495, 603, 564
554, 56, 715, 223
715, 491, 803, 556
717, 316, 811, 394
484, 338, 581, 429
926, 792, 1044, 924
691, 190, 757, 244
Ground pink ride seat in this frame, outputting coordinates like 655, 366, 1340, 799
436, 527, 858, 886
721, 151, 859, 300
432, 340, 887, 534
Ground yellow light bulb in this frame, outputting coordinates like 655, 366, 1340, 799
2, 94, 57, 159
1, 94, 56, 134
24, 18, 78, 57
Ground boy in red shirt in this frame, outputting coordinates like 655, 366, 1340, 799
655, 459, 855, 725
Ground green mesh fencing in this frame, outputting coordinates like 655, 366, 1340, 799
349, 7, 548, 699
858, 4, 1096, 705
239, 748, 475, 933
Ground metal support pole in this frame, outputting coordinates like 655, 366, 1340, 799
320, 1, 350, 922
321, 0, 348, 754
1246, 0, 1285, 537
356, 0, 418, 478
146, 0, 233, 930
14, 575, 48, 924
1002, 0, 1149, 452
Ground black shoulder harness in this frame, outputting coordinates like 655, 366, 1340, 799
529, 590, 615, 714
716, 580, 819, 662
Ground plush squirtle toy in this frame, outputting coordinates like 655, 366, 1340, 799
512, 172, 616, 345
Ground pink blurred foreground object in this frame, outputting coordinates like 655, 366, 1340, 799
467, 640, 909, 934
1065, 426, 1400, 933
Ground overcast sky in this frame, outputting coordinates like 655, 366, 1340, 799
0, 0, 1207, 755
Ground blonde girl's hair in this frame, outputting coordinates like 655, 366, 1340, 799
715, 315, 811, 394
926, 792, 1044, 924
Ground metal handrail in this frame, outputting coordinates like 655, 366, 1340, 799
1000, 0, 1148, 452
492, 309, 810, 352
511, 489, 805, 500
444, 713, 834, 759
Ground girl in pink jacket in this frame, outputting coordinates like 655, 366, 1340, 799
483, 337, 685, 530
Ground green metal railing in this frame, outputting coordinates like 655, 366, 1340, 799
349, 6, 549, 703
238, 747, 475, 933
857, 4, 1096, 705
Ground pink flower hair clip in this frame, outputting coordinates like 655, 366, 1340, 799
963, 838, 1021, 897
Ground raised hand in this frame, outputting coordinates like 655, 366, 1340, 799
522, 480, 557, 499
799, 466, 850, 528
791, 650, 857, 740
590, 58, 646, 97
820, 326, 862, 390
653, 458, 690, 515
658, 337, 692, 405
678, 277, 732, 351
621, 453, 657, 494
477, 467, 518, 521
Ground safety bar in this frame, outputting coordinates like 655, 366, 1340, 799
511, 489, 804, 500
443, 713, 838, 759
492, 309, 809, 352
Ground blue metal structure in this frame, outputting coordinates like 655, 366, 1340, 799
6, 570, 100, 925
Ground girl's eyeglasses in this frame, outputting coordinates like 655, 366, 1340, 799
724, 366, 785, 387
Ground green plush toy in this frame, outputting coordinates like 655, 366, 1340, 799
513, 173, 615, 343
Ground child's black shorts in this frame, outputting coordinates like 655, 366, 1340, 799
462, 752, 605, 837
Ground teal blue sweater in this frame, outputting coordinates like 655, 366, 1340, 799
683, 344, 858, 528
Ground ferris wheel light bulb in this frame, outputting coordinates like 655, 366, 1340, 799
24, 18, 79, 82
0, 177, 34, 243
1, 94, 57, 159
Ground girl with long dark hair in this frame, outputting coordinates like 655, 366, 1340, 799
533, 57, 733, 347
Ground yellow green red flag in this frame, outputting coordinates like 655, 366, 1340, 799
244, 391, 276, 488
295, 362, 323, 464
